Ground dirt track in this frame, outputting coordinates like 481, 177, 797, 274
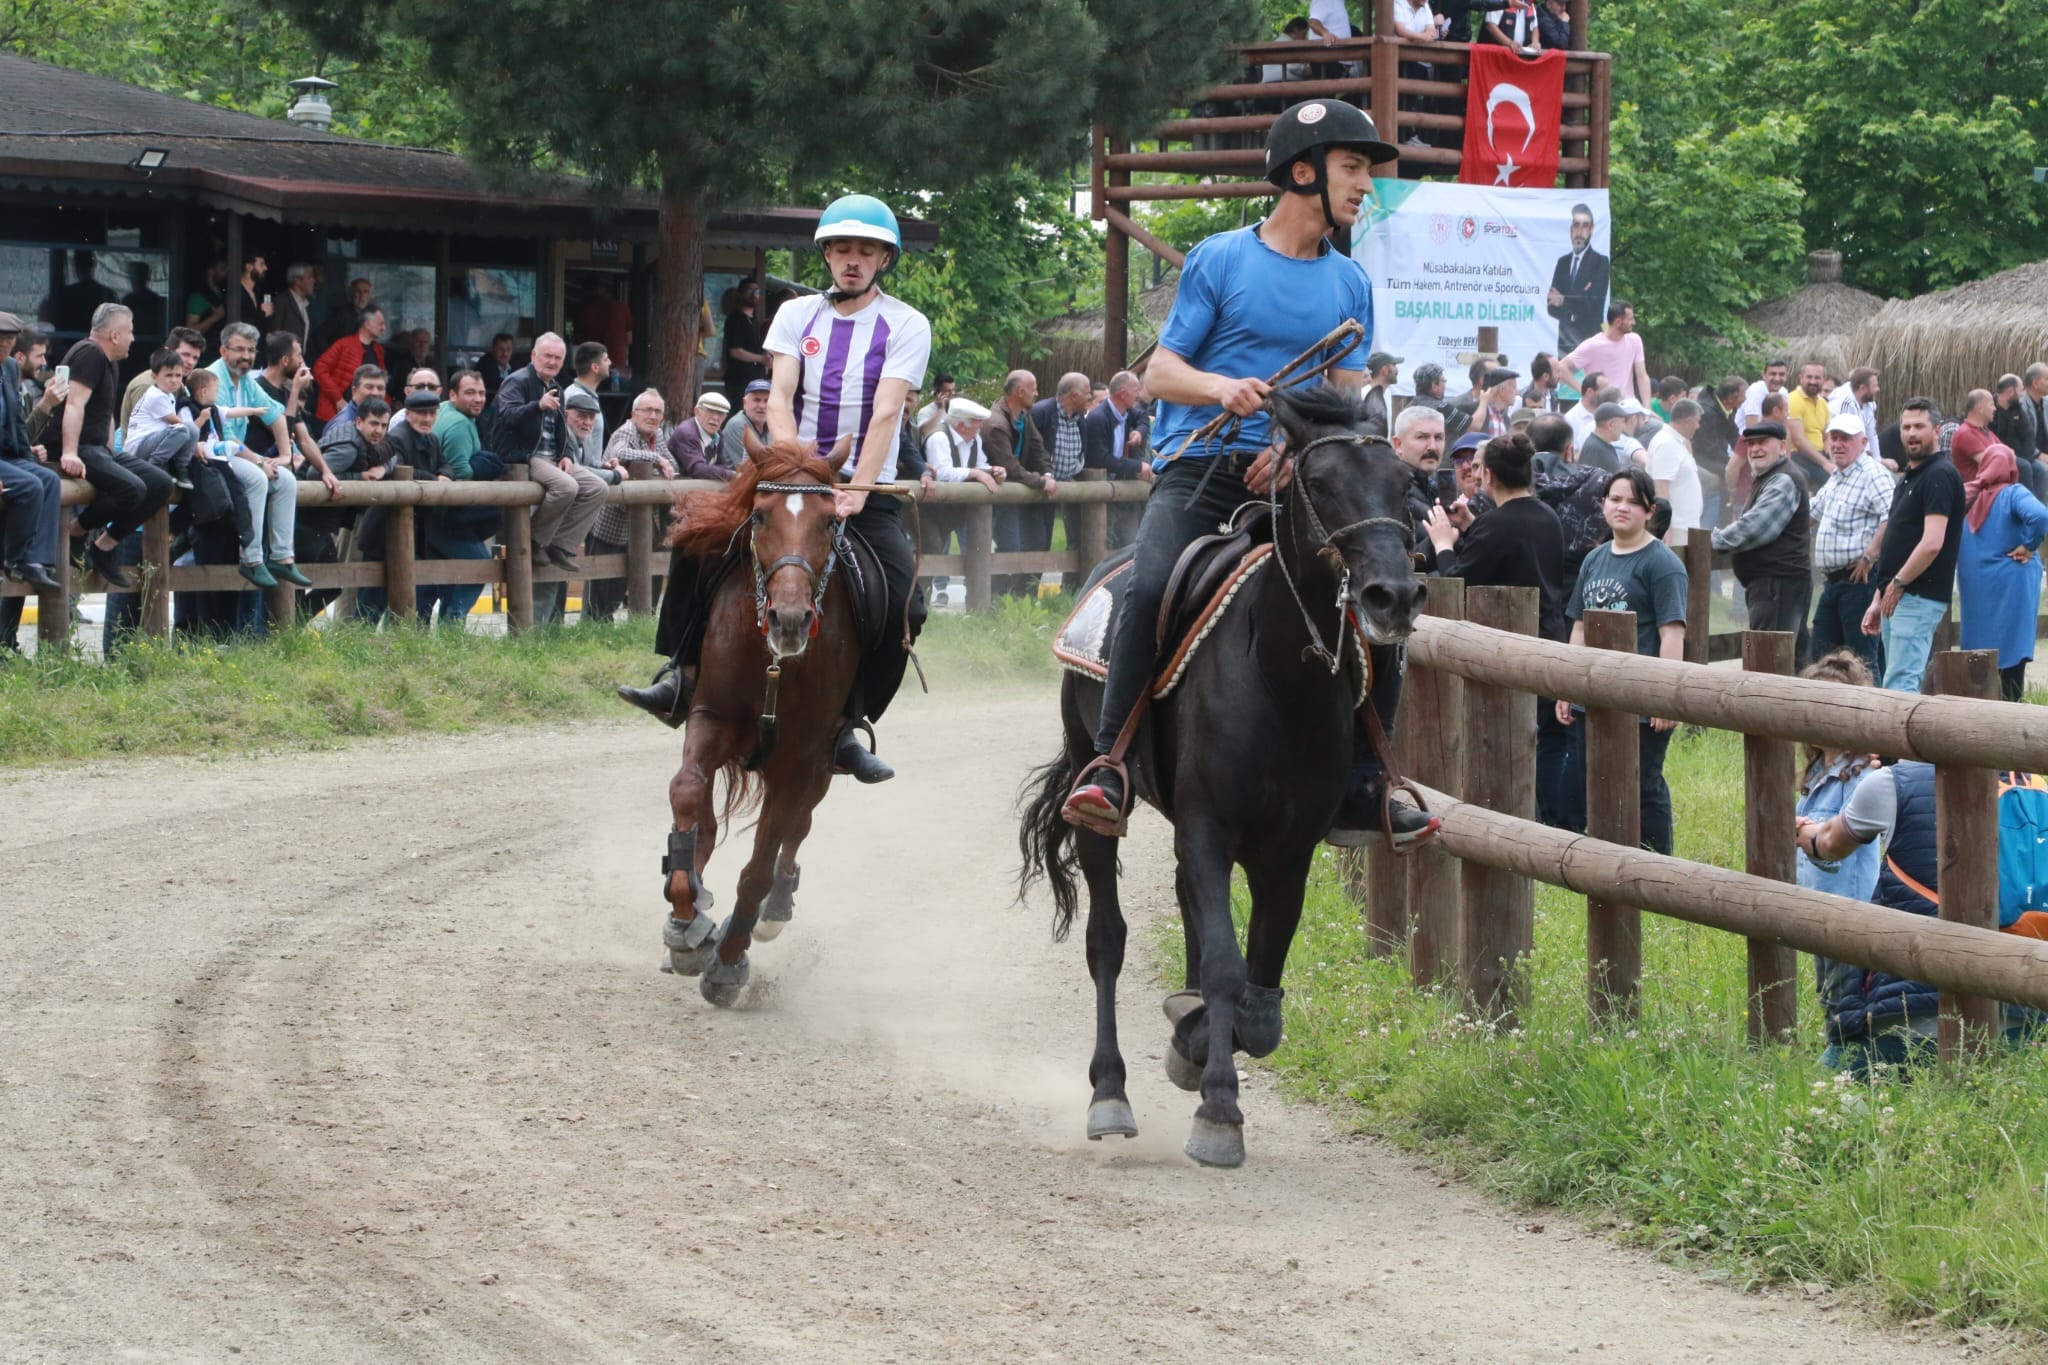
0, 691, 1981, 1361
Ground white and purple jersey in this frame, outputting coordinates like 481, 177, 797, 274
764, 289, 931, 483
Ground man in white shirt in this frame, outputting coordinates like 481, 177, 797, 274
921, 398, 999, 487
1828, 366, 1881, 446
1736, 357, 1789, 430
1644, 398, 1704, 539
915, 373, 957, 437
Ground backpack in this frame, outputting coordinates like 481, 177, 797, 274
1997, 772, 2048, 928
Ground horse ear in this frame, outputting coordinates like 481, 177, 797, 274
825, 434, 852, 467
1266, 386, 1308, 449
742, 421, 767, 461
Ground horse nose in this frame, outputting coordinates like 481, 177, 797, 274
1360, 576, 1425, 620
768, 604, 813, 638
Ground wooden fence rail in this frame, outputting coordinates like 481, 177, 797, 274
1390, 586, 2029, 1064
1, 472, 1152, 645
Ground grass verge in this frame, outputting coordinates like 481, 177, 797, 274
0, 594, 1073, 767
1158, 726, 2048, 1334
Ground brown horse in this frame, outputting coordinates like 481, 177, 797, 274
660, 439, 861, 1006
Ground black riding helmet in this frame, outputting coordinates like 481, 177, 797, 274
1265, 99, 1400, 232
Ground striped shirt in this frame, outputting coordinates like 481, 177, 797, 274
764, 290, 931, 483
1810, 452, 1895, 573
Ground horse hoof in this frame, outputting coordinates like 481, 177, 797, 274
1185, 1116, 1246, 1169
1086, 1097, 1138, 1140
663, 914, 720, 977
1164, 1042, 1202, 1092
751, 916, 785, 942
700, 955, 750, 1008
1161, 989, 1202, 1027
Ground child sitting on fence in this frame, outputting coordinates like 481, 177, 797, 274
122, 348, 200, 489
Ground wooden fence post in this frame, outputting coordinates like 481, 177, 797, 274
385, 466, 416, 621
1584, 609, 1642, 1022
1932, 648, 2002, 1062
1743, 631, 1799, 1043
1070, 472, 1109, 582
140, 505, 172, 639
962, 502, 994, 611
1405, 578, 1464, 986
37, 542, 69, 647
626, 502, 655, 618
504, 463, 535, 634
1681, 532, 1711, 665
1459, 585, 1539, 1024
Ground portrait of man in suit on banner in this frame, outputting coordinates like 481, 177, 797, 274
1546, 201, 1609, 355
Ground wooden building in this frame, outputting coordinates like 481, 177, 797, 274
0, 53, 935, 383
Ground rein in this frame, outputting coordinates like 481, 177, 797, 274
1268, 431, 1409, 674
745, 480, 842, 770
1266, 428, 1432, 853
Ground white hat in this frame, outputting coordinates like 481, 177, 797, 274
1617, 397, 1647, 417
948, 397, 991, 423
1825, 412, 1865, 437
696, 390, 731, 412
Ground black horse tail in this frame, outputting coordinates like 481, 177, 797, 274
1018, 748, 1081, 942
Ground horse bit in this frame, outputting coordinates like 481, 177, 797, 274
1271, 431, 1410, 675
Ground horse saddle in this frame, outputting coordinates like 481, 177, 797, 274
834, 522, 901, 655
1053, 504, 1275, 699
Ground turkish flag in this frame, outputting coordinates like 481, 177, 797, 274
1460, 45, 1566, 188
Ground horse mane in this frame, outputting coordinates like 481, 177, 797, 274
666, 439, 839, 557
1270, 382, 1364, 433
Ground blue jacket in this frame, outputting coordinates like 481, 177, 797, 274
1828, 762, 1941, 1045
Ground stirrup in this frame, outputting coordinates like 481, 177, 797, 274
1061, 753, 1131, 838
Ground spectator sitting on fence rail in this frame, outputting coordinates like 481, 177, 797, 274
1956, 442, 2048, 702
565, 342, 611, 471
207, 322, 312, 589
124, 347, 201, 488
498, 332, 606, 574
0, 311, 61, 595
1862, 397, 1962, 694
583, 387, 676, 625
664, 389, 731, 483
62, 303, 168, 591
1556, 467, 1688, 855
120, 325, 203, 435
322, 364, 388, 440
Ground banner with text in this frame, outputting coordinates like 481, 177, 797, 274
1354, 180, 1611, 398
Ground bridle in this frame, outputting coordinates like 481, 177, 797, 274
748, 481, 842, 643
1270, 430, 1411, 674
742, 479, 843, 770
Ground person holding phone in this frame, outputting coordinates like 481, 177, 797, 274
1390, 401, 1448, 571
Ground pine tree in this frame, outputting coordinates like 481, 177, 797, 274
275, 0, 1257, 396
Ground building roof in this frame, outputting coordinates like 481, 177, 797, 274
0, 53, 935, 249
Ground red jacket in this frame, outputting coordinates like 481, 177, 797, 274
313, 334, 387, 422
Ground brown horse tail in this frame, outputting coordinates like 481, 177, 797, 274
1018, 748, 1081, 941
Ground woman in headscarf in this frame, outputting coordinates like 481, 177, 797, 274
1957, 442, 2048, 701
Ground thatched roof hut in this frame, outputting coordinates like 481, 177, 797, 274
1013, 278, 1180, 391
1741, 252, 1884, 380
1852, 260, 2048, 419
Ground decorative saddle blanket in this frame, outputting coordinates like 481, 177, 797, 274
1054, 545, 1278, 699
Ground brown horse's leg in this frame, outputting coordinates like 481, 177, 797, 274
664, 714, 735, 975
754, 769, 824, 942
700, 769, 822, 1007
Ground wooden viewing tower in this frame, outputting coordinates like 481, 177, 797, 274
1089, 0, 1613, 371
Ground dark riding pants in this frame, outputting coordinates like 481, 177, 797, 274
653, 495, 923, 724
1091, 455, 1402, 793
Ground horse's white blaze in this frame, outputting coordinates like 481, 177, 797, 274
786, 493, 804, 518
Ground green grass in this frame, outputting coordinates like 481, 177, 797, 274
1160, 727, 2048, 1333
0, 596, 1074, 768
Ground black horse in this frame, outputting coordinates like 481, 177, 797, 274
1020, 385, 1425, 1168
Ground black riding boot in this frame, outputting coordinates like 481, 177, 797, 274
833, 720, 894, 783
1328, 642, 1439, 849
616, 661, 695, 728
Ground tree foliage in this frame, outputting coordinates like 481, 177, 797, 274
264, 0, 1254, 396
3, 0, 461, 148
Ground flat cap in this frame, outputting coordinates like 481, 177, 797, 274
1594, 402, 1628, 423
402, 388, 442, 411
563, 389, 602, 413
1743, 420, 1788, 441
1484, 367, 1520, 387
0, 310, 22, 334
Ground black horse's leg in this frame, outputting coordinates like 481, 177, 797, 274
1237, 847, 1312, 1059
1077, 826, 1137, 1140
1175, 821, 1248, 1168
